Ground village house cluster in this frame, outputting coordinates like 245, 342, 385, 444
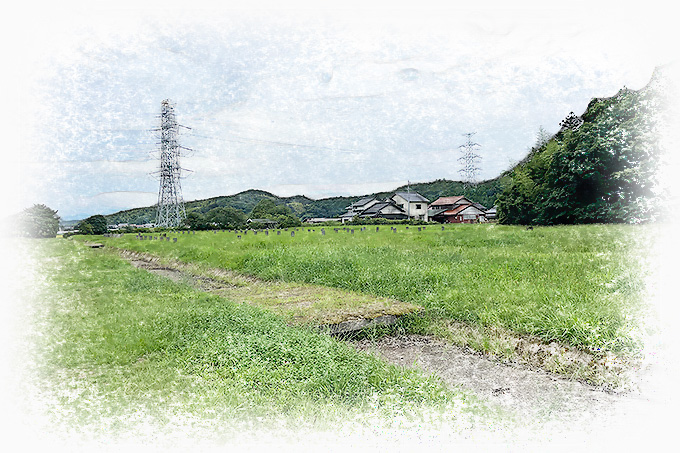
308, 192, 497, 224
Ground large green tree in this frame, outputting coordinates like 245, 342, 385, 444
184, 211, 208, 230
497, 82, 662, 225
77, 215, 108, 235
20, 204, 60, 238
206, 207, 246, 229
249, 199, 301, 228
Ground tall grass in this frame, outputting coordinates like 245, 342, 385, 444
30, 240, 487, 433
91, 224, 652, 355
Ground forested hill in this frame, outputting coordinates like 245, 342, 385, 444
495, 65, 670, 225
104, 179, 503, 225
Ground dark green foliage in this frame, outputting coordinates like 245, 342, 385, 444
19, 204, 60, 238
250, 199, 288, 218
185, 207, 247, 230
497, 80, 663, 225
206, 206, 247, 229
77, 214, 108, 235
249, 199, 301, 228
184, 211, 209, 230
104, 206, 156, 225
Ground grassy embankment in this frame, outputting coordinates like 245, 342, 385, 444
28, 239, 494, 436
89, 223, 652, 359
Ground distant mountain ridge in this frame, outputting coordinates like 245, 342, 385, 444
102, 179, 503, 226
98, 65, 674, 228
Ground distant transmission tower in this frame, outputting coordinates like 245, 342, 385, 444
153, 99, 190, 228
458, 132, 481, 189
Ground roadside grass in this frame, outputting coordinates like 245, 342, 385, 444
28, 239, 495, 436
87, 224, 653, 359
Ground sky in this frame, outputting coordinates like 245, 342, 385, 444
4, 0, 678, 220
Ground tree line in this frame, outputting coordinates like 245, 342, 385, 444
495, 78, 663, 225
184, 198, 302, 230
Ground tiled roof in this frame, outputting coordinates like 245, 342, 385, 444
393, 192, 430, 203
437, 204, 486, 216
430, 196, 468, 206
441, 205, 469, 215
361, 202, 390, 215
361, 201, 406, 216
352, 197, 376, 207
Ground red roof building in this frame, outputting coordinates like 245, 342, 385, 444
429, 196, 487, 223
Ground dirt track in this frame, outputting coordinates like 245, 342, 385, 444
119, 248, 656, 434
351, 335, 628, 428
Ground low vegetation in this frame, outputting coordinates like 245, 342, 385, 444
28, 239, 494, 435
88, 223, 653, 358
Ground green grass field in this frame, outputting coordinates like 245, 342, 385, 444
26, 223, 654, 436
27, 239, 495, 435
87, 223, 653, 356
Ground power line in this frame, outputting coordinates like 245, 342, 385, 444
188, 132, 371, 155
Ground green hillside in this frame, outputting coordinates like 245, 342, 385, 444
104, 179, 503, 226
495, 66, 669, 225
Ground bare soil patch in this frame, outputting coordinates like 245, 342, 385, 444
350, 334, 631, 428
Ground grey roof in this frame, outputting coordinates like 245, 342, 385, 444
393, 192, 429, 203
361, 202, 390, 215
472, 202, 488, 211
352, 197, 377, 208
361, 201, 406, 216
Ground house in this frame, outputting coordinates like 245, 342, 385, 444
485, 206, 497, 221
246, 218, 279, 228
428, 196, 473, 219
340, 197, 380, 223
305, 217, 341, 224
341, 192, 430, 223
358, 200, 408, 220
390, 192, 430, 221
429, 196, 487, 223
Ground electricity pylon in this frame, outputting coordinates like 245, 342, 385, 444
458, 132, 481, 188
153, 99, 190, 228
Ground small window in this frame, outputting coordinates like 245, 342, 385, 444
415, 204, 421, 209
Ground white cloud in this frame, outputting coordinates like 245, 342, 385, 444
8, 1, 677, 218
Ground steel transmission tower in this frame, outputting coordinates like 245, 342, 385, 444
153, 99, 190, 228
458, 132, 481, 188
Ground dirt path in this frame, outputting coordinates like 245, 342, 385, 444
351, 335, 628, 427
116, 247, 654, 433
121, 249, 420, 330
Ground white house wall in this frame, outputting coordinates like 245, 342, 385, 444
392, 194, 429, 221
